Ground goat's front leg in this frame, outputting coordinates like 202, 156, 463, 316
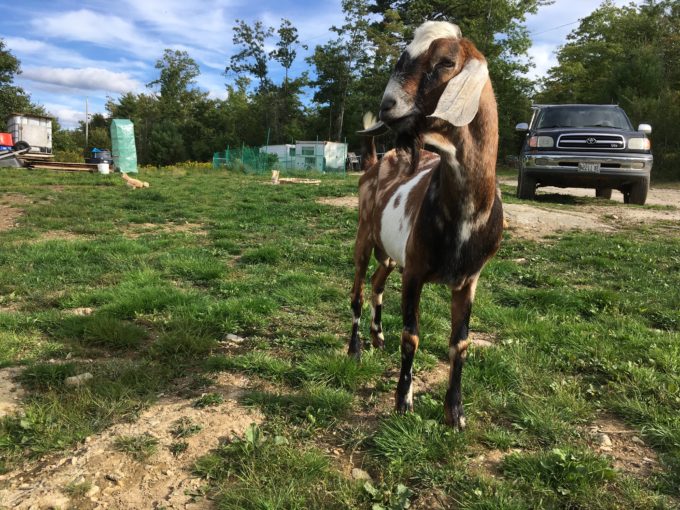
395, 272, 424, 413
369, 261, 395, 349
348, 228, 372, 359
444, 278, 478, 429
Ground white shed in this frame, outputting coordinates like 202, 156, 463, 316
6, 113, 53, 154
260, 140, 348, 172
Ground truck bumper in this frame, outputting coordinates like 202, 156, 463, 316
521, 152, 652, 188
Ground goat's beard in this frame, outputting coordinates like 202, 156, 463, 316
393, 116, 426, 174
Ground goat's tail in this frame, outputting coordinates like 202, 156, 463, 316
361, 112, 378, 171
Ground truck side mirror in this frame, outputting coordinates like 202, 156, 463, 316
637, 124, 652, 134
515, 122, 529, 132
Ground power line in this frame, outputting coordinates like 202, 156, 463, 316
530, 20, 580, 36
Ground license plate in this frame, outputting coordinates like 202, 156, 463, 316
578, 162, 600, 173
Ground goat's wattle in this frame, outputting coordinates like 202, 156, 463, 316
348, 21, 503, 429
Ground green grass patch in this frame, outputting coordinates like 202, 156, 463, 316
194, 424, 359, 509
113, 433, 160, 461
1, 168, 678, 507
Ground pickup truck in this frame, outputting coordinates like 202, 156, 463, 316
515, 104, 653, 205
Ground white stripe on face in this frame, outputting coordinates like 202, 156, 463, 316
405, 21, 461, 58
380, 169, 432, 267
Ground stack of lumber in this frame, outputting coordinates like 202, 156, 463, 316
22, 160, 97, 172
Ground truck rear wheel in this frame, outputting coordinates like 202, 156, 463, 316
517, 172, 536, 200
595, 188, 612, 199
13, 141, 30, 152
624, 178, 649, 205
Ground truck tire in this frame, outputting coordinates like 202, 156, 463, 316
595, 188, 612, 199
624, 178, 649, 205
517, 172, 536, 200
13, 141, 30, 152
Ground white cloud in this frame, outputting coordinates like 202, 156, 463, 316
35, 9, 163, 59
44, 105, 85, 128
525, 43, 557, 81
22, 67, 143, 94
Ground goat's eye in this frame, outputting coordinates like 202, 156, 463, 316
436, 60, 455, 70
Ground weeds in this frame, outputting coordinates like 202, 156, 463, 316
113, 433, 159, 461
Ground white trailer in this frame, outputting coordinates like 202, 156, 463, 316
6, 113, 53, 154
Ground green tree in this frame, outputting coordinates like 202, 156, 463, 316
0, 39, 46, 129
270, 18, 308, 88
147, 49, 201, 118
228, 20, 274, 92
308, 0, 373, 142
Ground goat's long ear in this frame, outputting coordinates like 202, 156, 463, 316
428, 58, 488, 127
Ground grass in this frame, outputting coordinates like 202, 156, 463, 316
0, 167, 678, 507
113, 433, 160, 461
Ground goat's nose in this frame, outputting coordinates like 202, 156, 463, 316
380, 96, 396, 115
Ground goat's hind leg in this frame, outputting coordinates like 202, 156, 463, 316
348, 229, 373, 359
444, 278, 477, 429
369, 256, 395, 349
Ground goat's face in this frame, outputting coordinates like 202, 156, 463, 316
379, 21, 489, 133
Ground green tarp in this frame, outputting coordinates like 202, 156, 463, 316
110, 119, 138, 173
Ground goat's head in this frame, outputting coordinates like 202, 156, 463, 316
368, 21, 489, 137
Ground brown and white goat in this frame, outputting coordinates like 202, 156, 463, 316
348, 21, 503, 429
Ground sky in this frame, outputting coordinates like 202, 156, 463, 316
1, 0, 640, 128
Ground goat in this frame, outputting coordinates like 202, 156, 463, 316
348, 21, 503, 429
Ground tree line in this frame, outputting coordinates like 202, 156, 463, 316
0, 0, 678, 179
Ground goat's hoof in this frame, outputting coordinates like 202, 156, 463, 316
371, 336, 385, 349
395, 398, 413, 414
444, 404, 466, 430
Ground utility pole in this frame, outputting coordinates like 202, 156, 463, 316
85, 97, 89, 155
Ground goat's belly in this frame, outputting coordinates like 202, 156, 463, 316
379, 169, 432, 267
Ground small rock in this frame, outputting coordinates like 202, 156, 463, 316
226, 333, 245, 343
351, 468, 372, 481
513, 257, 527, 264
86, 485, 100, 498
163, 469, 174, 477
106, 471, 124, 483
600, 446, 612, 452
642, 457, 654, 463
631, 436, 644, 445
19, 483, 31, 490
65, 373, 94, 387
596, 433, 612, 447
38, 494, 69, 509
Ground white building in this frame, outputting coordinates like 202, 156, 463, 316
260, 140, 347, 172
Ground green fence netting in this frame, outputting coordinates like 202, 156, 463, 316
110, 119, 138, 174
212, 146, 345, 174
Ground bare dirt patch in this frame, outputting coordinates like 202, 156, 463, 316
0, 193, 29, 232
503, 203, 614, 240
0, 367, 24, 419
587, 416, 661, 479
317, 196, 359, 208
123, 222, 207, 239
319, 185, 680, 241
0, 372, 263, 510
499, 179, 680, 208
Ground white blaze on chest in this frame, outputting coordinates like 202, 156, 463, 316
380, 169, 432, 267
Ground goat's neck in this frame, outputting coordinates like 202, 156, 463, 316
424, 96, 498, 220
